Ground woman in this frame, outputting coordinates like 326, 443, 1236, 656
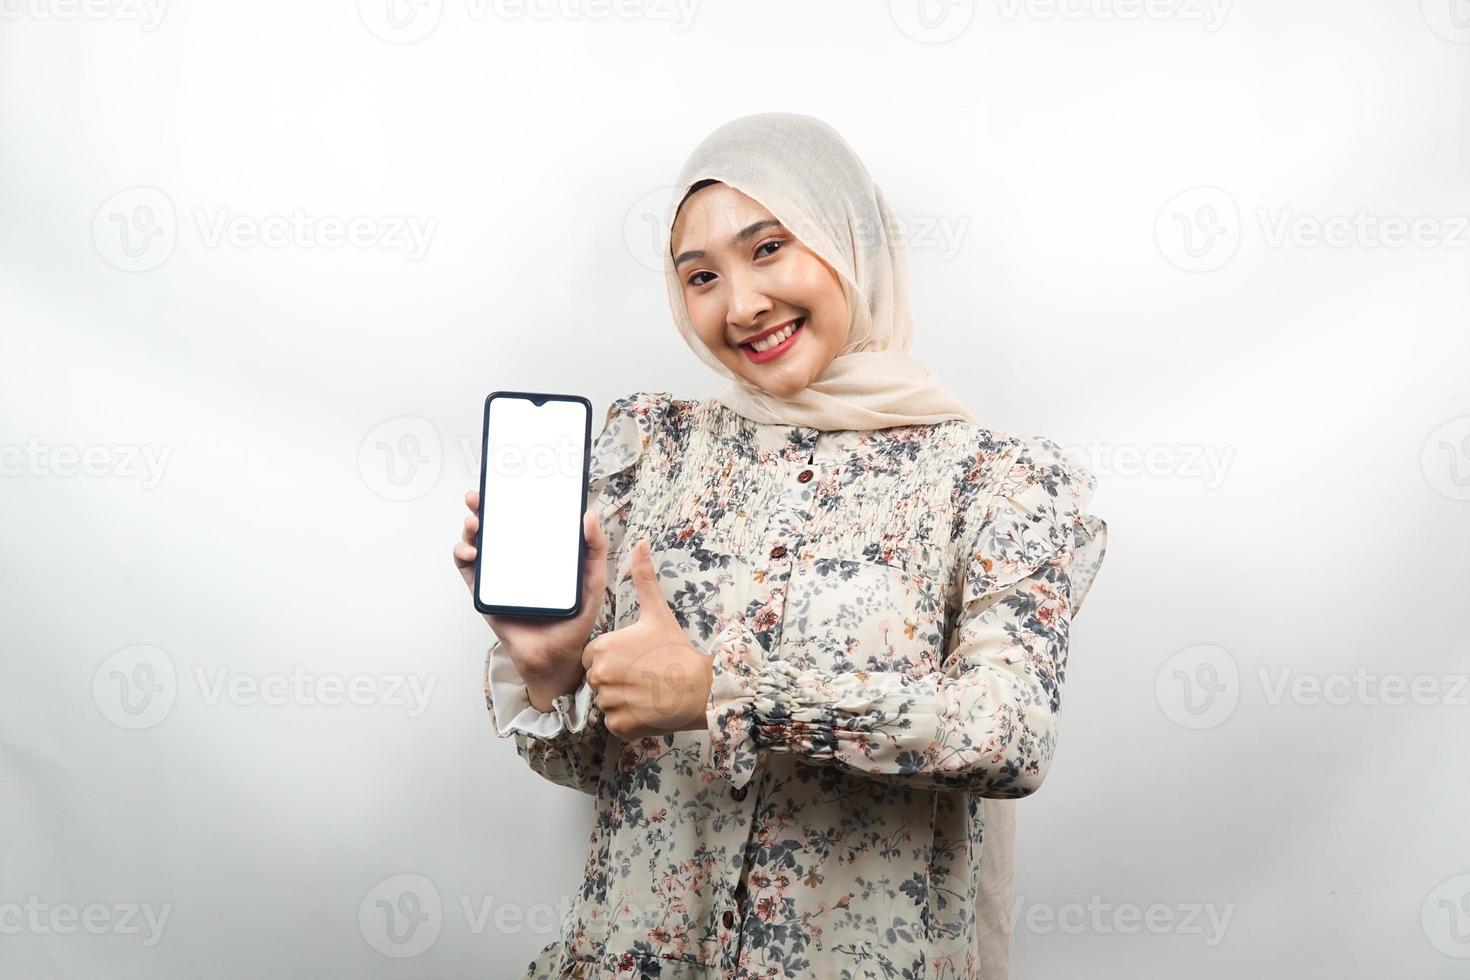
454, 112, 1108, 979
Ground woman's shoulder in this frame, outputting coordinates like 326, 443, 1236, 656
602, 390, 705, 418
946, 422, 1097, 520
947, 423, 1106, 613
602, 390, 720, 440
590, 391, 704, 476
603, 389, 676, 419
589, 392, 666, 484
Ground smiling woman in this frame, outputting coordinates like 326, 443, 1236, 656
469, 112, 1109, 980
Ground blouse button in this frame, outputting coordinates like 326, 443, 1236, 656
722, 910, 736, 929
797, 469, 813, 483
769, 544, 787, 559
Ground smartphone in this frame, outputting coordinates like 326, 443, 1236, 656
472, 391, 592, 618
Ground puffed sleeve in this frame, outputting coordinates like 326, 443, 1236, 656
704, 434, 1108, 795
484, 391, 667, 794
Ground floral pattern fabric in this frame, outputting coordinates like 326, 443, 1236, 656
485, 391, 1108, 979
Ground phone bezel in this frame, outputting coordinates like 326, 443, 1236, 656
472, 390, 591, 619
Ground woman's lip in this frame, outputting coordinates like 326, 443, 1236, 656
743, 318, 804, 363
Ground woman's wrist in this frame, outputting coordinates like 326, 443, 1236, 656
681, 653, 714, 732
524, 664, 587, 713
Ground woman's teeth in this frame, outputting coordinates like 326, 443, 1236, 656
750, 320, 801, 352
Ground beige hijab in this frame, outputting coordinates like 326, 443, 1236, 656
662, 112, 1016, 978
661, 111, 977, 432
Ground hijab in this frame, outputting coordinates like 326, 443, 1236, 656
661, 111, 978, 432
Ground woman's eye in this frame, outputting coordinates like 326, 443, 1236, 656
756, 239, 785, 258
687, 271, 714, 287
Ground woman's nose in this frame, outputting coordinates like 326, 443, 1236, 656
724, 269, 773, 328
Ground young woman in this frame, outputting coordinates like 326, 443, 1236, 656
453, 112, 1108, 980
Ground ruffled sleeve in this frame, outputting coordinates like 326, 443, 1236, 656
955, 434, 1107, 718
965, 434, 1107, 619
484, 391, 669, 792
703, 434, 1108, 795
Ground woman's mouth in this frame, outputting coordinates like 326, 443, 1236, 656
742, 318, 804, 363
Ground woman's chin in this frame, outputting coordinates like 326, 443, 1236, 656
727, 352, 821, 398
751, 374, 812, 400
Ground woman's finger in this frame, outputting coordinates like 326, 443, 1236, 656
462, 513, 478, 544
454, 541, 476, 565
464, 489, 480, 513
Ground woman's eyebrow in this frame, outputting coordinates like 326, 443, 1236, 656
673, 218, 785, 269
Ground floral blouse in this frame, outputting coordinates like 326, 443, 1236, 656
485, 391, 1108, 979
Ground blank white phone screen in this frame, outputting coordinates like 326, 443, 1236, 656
477, 397, 587, 611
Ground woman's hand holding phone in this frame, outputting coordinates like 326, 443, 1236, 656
454, 489, 607, 711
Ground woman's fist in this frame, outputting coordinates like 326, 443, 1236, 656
580, 537, 713, 739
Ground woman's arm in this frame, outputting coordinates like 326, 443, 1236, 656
483, 391, 666, 795
703, 436, 1108, 796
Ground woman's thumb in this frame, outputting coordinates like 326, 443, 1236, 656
582, 508, 609, 587
584, 507, 606, 554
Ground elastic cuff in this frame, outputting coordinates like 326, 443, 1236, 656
703, 619, 776, 791
486, 641, 594, 739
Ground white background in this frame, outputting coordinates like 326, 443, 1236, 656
2, 1, 1468, 977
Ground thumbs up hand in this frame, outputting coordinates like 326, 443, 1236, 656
580, 537, 713, 740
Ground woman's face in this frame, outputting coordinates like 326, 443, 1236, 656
671, 183, 849, 399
